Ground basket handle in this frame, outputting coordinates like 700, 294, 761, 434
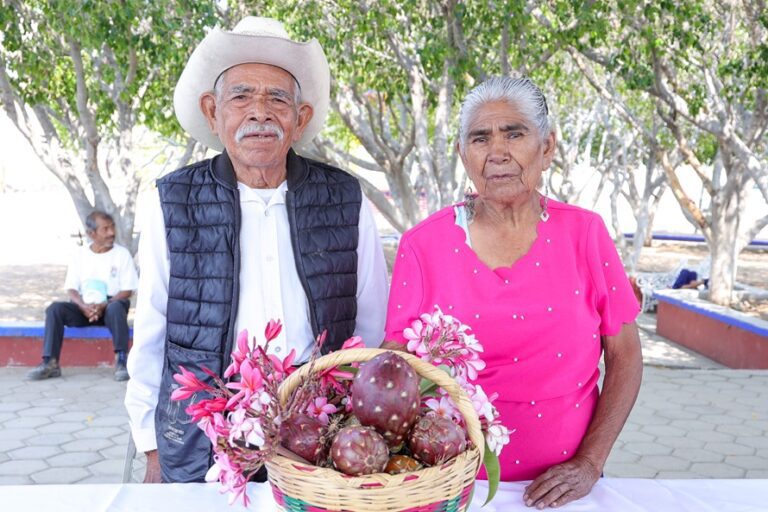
277, 348, 485, 456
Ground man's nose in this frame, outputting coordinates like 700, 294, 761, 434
247, 96, 273, 121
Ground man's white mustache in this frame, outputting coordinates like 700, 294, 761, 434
235, 122, 284, 143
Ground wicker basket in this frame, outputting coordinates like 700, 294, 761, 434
265, 348, 484, 512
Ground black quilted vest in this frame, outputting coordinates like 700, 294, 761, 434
154, 149, 361, 482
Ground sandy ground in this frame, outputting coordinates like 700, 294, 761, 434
0, 241, 765, 323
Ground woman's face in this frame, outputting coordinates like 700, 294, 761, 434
459, 101, 555, 206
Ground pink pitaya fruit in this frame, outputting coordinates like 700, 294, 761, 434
279, 413, 327, 465
408, 412, 467, 466
351, 352, 420, 447
330, 425, 389, 476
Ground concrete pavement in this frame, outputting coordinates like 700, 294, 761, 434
0, 313, 766, 484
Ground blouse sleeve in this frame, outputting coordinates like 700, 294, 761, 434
586, 215, 640, 336
384, 234, 425, 344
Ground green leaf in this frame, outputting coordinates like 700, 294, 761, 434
482, 443, 501, 506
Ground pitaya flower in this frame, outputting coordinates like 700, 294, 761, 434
305, 396, 337, 425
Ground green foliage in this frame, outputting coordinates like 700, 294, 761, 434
0, 0, 218, 143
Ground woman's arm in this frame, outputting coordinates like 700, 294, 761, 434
523, 322, 643, 509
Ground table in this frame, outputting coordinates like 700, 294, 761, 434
0, 479, 766, 511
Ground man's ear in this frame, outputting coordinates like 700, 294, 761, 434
200, 92, 218, 132
291, 103, 314, 142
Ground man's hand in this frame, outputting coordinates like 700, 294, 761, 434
143, 450, 163, 483
522, 454, 601, 509
90, 302, 107, 322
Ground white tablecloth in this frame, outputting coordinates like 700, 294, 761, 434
0, 479, 766, 512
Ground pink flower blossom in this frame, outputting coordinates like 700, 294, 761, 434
267, 348, 296, 382
228, 408, 265, 448
305, 396, 338, 425
485, 419, 512, 456
186, 397, 229, 423
424, 396, 461, 422
264, 319, 282, 342
341, 336, 365, 350
224, 329, 251, 378
225, 359, 265, 408
171, 365, 213, 401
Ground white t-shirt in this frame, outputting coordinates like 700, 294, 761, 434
63, 243, 139, 301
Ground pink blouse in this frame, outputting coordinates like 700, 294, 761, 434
385, 200, 639, 481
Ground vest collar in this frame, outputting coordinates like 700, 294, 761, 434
211, 149, 309, 191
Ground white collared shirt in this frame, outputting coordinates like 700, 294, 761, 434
125, 181, 388, 452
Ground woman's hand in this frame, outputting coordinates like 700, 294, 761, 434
522, 454, 601, 508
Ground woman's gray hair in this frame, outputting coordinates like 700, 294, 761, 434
458, 76, 551, 151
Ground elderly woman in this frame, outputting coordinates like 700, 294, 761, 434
383, 76, 642, 509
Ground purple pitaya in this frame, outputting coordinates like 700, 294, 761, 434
351, 352, 420, 447
408, 412, 467, 466
330, 425, 389, 476
279, 413, 327, 465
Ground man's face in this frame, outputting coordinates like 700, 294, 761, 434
200, 63, 313, 178
89, 217, 116, 250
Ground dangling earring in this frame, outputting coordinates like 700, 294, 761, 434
540, 177, 550, 222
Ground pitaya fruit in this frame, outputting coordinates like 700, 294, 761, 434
330, 425, 389, 476
351, 352, 420, 447
384, 454, 422, 475
408, 412, 467, 466
279, 413, 328, 465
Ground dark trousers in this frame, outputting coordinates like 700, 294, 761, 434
42, 300, 130, 361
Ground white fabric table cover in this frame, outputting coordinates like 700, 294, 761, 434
0, 479, 765, 512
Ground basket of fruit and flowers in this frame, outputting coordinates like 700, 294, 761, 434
171, 308, 511, 511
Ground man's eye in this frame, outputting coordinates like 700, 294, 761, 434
270, 96, 288, 104
507, 132, 522, 139
471, 137, 487, 143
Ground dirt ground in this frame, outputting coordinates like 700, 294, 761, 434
0, 241, 765, 323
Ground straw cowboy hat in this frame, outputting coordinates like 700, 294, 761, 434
174, 17, 330, 151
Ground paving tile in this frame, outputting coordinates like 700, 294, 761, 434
604, 462, 657, 478
0, 428, 37, 441
668, 419, 715, 431
25, 433, 76, 446
1, 415, 52, 428
655, 409, 699, 420
714, 424, 764, 437
78, 474, 123, 484
0, 402, 30, 413
639, 424, 688, 437
73, 426, 124, 439
91, 415, 130, 427
623, 442, 673, 456
0, 459, 48, 476
0, 439, 25, 453
690, 462, 745, 478
637, 455, 691, 471
52, 411, 97, 422
698, 413, 747, 425
724, 455, 768, 470
671, 447, 724, 463
30, 467, 91, 484
87, 457, 125, 476
745, 469, 768, 478
8, 446, 62, 460
36, 421, 86, 434
16, 406, 63, 417
0, 475, 34, 484
686, 430, 735, 443
655, 471, 705, 479
0, 411, 18, 423
735, 436, 768, 449
48, 451, 103, 467
61, 438, 114, 452
657, 437, 704, 449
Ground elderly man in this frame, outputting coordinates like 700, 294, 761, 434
125, 17, 388, 483
26, 210, 137, 382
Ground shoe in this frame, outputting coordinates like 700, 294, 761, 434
114, 352, 129, 382
25, 359, 62, 380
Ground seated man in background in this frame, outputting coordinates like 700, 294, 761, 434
25, 210, 139, 382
